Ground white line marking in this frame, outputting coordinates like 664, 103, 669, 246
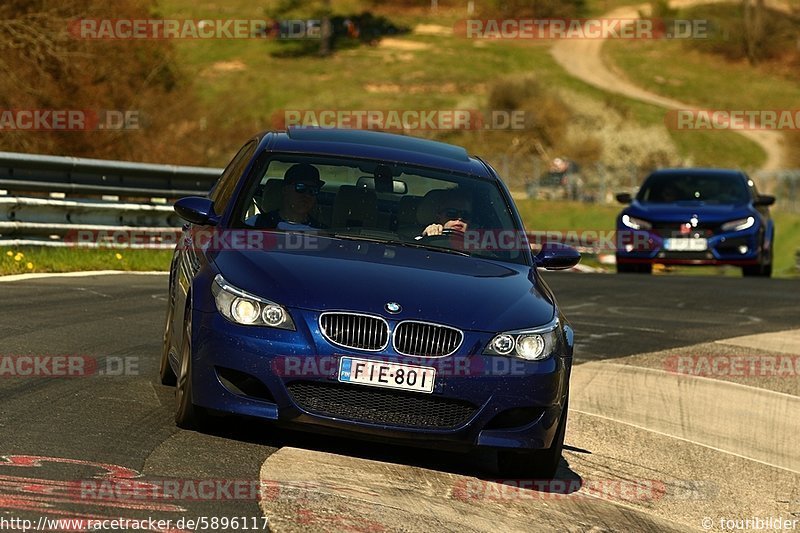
0, 270, 167, 282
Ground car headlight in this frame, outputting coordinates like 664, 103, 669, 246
211, 274, 295, 330
621, 214, 652, 230
721, 216, 755, 232
484, 318, 560, 361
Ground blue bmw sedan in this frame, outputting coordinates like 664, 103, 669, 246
615, 168, 775, 277
161, 128, 579, 477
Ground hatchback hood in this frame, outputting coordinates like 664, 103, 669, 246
625, 201, 753, 224
210, 235, 554, 332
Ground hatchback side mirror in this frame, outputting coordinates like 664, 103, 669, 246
616, 193, 632, 204
754, 194, 775, 206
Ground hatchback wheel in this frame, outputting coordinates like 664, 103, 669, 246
742, 245, 772, 278
616, 262, 652, 274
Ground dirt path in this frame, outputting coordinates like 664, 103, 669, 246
550, 1, 787, 170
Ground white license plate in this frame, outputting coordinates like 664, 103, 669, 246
664, 238, 707, 251
338, 357, 435, 394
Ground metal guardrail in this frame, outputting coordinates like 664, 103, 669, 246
0, 151, 223, 248
0, 151, 222, 198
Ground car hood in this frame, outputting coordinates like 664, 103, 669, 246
210, 235, 554, 332
624, 201, 754, 223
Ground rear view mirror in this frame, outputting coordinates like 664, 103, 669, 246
355, 176, 408, 194
616, 193, 632, 204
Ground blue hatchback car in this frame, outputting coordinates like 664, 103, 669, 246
161, 128, 580, 477
615, 168, 775, 277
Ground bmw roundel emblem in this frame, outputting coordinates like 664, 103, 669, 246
385, 302, 402, 314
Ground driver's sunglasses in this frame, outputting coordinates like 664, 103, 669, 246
292, 183, 320, 196
439, 207, 471, 222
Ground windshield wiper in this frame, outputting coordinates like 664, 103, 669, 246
327, 232, 471, 256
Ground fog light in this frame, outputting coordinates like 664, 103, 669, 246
490, 334, 515, 355
516, 335, 546, 360
625, 244, 634, 252
262, 305, 286, 327
232, 298, 260, 324
738, 245, 748, 254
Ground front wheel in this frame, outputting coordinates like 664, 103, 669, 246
159, 296, 177, 386
496, 397, 568, 479
175, 304, 209, 429
742, 245, 772, 278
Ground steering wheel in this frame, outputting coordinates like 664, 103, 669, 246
418, 228, 465, 241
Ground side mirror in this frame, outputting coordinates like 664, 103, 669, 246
535, 242, 581, 271
616, 193, 633, 204
754, 194, 775, 206
174, 196, 219, 225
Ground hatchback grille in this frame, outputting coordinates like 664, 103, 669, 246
651, 222, 717, 238
319, 313, 389, 351
286, 381, 477, 429
393, 321, 463, 357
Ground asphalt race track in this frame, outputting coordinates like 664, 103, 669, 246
0, 272, 798, 532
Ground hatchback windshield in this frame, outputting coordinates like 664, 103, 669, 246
638, 173, 750, 204
233, 154, 527, 264
638, 174, 749, 204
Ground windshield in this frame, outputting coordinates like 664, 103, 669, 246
638, 173, 750, 204
233, 154, 527, 265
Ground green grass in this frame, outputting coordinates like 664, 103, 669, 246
603, 5, 800, 169
0, 248, 172, 275
154, 0, 761, 172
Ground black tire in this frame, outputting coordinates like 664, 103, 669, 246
743, 245, 772, 278
496, 397, 568, 479
159, 296, 177, 386
175, 304, 209, 429
616, 262, 652, 274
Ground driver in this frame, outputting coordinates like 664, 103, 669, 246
419, 190, 472, 237
254, 163, 326, 230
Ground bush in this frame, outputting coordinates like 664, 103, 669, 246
488, 76, 570, 150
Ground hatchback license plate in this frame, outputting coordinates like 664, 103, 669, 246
664, 238, 707, 251
338, 357, 435, 394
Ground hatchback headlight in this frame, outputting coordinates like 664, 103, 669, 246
720, 216, 755, 232
621, 214, 652, 230
212, 274, 295, 330
484, 318, 560, 361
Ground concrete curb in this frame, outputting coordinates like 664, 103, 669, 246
258, 447, 686, 532
571, 361, 800, 473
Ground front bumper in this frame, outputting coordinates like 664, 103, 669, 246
615, 227, 763, 266
188, 309, 571, 452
